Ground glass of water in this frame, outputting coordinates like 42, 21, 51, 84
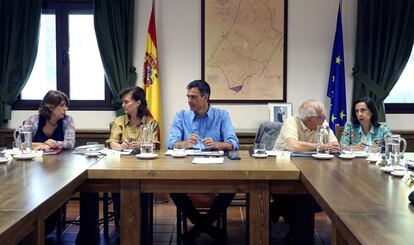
317, 125, 330, 155
140, 143, 153, 155
0, 147, 7, 159
254, 143, 267, 156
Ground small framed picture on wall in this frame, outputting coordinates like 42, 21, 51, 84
268, 103, 292, 123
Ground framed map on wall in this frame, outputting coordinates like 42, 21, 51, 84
201, 0, 287, 102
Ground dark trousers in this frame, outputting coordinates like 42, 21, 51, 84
76, 192, 153, 244
76, 192, 100, 245
171, 193, 234, 242
271, 194, 315, 245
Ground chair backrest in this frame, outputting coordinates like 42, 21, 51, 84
335, 125, 344, 142
254, 121, 283, 150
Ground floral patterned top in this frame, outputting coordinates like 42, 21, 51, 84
24, 114, 76, 149
340, 122, 391, 148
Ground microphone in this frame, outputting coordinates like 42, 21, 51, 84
409, 191, 414, 204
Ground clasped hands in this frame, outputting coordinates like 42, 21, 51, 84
350, 142, 369, 151
33, 139, 59, 151
186, 134, 216, 149
319, 141, 340, 153
121, 140, 140, 150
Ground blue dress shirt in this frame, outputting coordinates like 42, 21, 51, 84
167, 106, 239, 150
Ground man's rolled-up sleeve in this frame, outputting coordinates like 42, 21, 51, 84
221, 112, 239, 150
167, 111, 184, 149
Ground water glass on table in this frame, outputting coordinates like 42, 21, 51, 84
0, 147, 7, 159
173, 145, 186, 156
368, 145, 381, 160
254, 143, 267, 156
341, 145, 353, 156
316, 125, 330, 155
140, 143, 153, 155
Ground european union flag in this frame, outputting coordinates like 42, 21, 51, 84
327, 4, 346, 133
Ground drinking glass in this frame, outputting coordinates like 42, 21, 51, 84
173, 145, 186, 156
140, 125, 153, 155
341, 145, 353, 156
368, 145, 381, 160
254, 143, 266, 156
140, 143, 153, 155
0, 147, 6, 159
316, 125, 330, 155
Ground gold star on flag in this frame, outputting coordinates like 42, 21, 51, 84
331, 75, 335, 82
340, 111, 346, 120
331, 114, 337, 123
336, 56, 342, 64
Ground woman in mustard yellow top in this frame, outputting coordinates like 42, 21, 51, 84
106, 86, 159, 150
104, 86, 160, 235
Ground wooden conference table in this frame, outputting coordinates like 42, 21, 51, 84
85, 151, 305, 245
0, 150, 414, 244
292, 156, 414, 245
0, 152, 98, 244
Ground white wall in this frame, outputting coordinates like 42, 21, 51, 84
7, 0, 413, 143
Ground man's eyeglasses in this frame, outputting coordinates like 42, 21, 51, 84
308, 115, 325, 120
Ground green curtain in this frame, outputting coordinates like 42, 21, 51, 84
94, 0, 136, 116
0, 0, 42, 126
353, 0, 414, 121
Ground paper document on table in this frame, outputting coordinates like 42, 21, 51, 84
99, 148, 133, 155
342, 151, 368, 158
290, 151, 316, 157
165, 150, 224, 156
192, 157, 224, 164
266, 150, 291, 157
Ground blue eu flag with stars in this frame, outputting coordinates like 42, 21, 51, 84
327, 4, 346, 133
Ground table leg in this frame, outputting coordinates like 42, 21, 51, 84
249, 181, 269, 245
332, 222, 348, 245
120, 180, 141, 245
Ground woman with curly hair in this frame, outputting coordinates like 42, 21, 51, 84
24, 90, 75, 150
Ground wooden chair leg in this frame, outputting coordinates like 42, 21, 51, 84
103, 192, 109, 239
56, 203, 67, 241
222, 209, 227, 234
56, 207, 62, 241
176, 208, 182, 245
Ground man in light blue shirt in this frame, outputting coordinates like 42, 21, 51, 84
168, 80, 239, 243
167, 82, 239, 150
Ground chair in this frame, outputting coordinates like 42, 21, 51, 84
56, 193, 117, 240
174, 193, 231, 244
55, 121, 118, 240
335, 125, 344, 141
254, 121, 283, 149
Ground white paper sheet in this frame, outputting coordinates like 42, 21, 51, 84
165, 150, 224, 156
192, 157, 224, 164
266, 150, 291, 157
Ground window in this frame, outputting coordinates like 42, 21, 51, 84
384, 45, 414, 113
14, 0, 113, 110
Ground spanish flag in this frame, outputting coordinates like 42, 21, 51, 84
141, 1, 161, 135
